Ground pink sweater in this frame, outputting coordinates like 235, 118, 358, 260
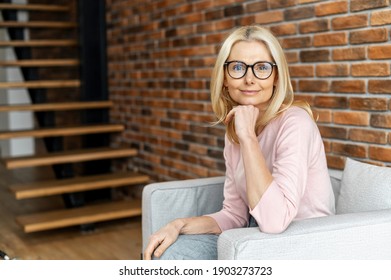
207, 106, 335, 233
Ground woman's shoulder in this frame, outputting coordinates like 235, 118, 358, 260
271, 105, 314, 127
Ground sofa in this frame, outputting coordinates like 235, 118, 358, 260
142, 158, 391, 259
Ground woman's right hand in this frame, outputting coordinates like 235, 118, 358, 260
143, 219, 184, 260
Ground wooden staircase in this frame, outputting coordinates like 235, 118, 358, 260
0, 1, 149, 233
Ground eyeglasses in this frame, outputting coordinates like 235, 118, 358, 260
224, 61, 277, 80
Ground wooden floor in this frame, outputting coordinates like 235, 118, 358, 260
0, 162, 143, 260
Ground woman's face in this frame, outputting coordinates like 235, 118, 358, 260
224, 40, 277, 111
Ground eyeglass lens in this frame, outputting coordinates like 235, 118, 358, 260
226, 61, 274, 79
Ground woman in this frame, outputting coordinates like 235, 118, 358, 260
143, 25, 335, 260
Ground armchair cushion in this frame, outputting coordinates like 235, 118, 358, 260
337, 158, 391, 214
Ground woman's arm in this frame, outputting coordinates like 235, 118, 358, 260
225, 105, 273, 209
143, 216, 220, 260
240, 134, 273, 209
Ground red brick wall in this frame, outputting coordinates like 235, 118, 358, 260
106, 0, 391, 182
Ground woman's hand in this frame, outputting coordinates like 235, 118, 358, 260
225, 105, 259, 141
143, 219, 184, 260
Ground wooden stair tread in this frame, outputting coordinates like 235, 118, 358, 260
0, 21, 77, 28
0, 3, 70, 12
0, 59, 79, 67
9, 171, 149, 199
2, 147, 138, 169
16, 199, 142, 233
0, 101, 113, 112
0, 40, 78, 47
0, 80, 80, 89
0, 123, 124, 140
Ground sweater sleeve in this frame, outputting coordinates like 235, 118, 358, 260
250, 109, 315, 233
205, 135, 249, 232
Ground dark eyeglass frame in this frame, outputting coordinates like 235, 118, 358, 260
224, 60, 277, 80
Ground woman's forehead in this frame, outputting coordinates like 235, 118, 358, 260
228, 40, 273, 62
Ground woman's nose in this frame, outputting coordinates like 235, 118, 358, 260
244, 68, 255, 84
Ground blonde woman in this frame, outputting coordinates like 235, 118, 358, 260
144, 25, 335, 260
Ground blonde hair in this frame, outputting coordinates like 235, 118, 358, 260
210, 25, 313, 144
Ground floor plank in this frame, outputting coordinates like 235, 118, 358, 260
0, 162, 142, 260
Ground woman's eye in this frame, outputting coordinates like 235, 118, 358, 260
255, 64, 268, 71
232, 63, 245, 71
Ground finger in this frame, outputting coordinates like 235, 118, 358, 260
143, 245, 155, 260
143, 238, 161, 260
224, 108, 237, 125
153, 239, 173, 258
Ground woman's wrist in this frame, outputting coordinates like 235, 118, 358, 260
172, 218, 186, 234
238, 133, 258, 146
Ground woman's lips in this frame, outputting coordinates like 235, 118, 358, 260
240, 90, 259, 96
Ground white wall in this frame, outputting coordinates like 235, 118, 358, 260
0, 0, 34, 157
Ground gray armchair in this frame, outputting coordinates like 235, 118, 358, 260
142, 169, 391, 259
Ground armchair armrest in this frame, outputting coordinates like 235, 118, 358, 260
218, 208, 391, 259
142, 176, 225, 251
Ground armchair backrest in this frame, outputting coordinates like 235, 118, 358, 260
329, 169, 343, 205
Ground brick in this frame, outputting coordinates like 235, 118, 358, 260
299, 80, 330, 93
238, 15, 256, 26
351, 0, 390, 12
270, 23, 297, 36
331, 80, 366, 93
299, 19, 329, 34
318, 125, 348, 139
254, 10, 284, 24
368, 80, 391, 94
206, 33, 225, 44
371, 114, 391, 128
332, 142, 367, 158
294, 94, 314, 105
369, 146, 391, 162
371, 10, 391, 26
224, 4, 244, 17
326, 154, 345, 170
313, 109, 332, 123
281, 36, 312, 49
332, 14, 368, 30
315, 1, 348, 16
349, 97, 388, 111
350, 28, 388, 44
164, 3, 192, 17
284, 6, 314, 21
285, 51, 299, 63
269, 0, 296, 8
205, 10, 224, 21
300, 49, 330, 62
291, 80, 298, 91
197, 22, 216, 33
289, 65, 314, 77
332, 47, 366, 61
368, 45, 391, 59
316, 64, 349, 77
245, 1, 268, 13
314, 32, 348, 47
351, 63, 390, 77
314, 96, 348, 108
349, 128, 388, 144
193, 1, 215, 11
299, 0, 322, 3
214, 18, 235, 31
334, 111, 369, 126
323, 140, 332, 153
